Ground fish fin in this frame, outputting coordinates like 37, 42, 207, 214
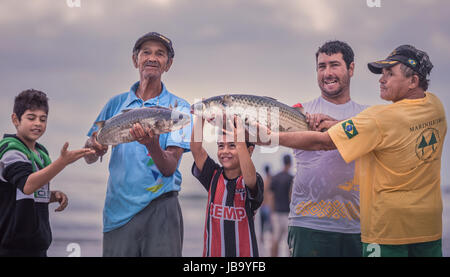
263, 96, 278, 101
174, 100, 178, 108
94, 121, 106, 129
169, 104, 173, 109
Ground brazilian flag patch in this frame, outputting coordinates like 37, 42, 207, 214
342, 120, 358, 139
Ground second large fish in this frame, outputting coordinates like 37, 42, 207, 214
191, 94, 309, 132
95, 105, 191, 146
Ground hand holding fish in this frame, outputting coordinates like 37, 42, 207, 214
130, 123, 160, 146
222, 115, 247, 145
84, 132, 108, 164
247, 120, 278, 146
305, 113, 338, 132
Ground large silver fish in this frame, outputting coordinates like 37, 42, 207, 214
96, 106, 190, 146
191, 94, 308, 132
84, 105, 190, 163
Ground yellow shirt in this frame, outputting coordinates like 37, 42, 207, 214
328, 92, 447, 245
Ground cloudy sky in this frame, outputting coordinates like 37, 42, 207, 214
1, 0, 449, 192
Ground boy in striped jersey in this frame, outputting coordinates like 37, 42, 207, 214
190, 114, 264, 257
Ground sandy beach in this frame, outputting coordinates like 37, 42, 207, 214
47, 176, 450, 257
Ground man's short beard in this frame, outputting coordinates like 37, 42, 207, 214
321, 86, 344, 98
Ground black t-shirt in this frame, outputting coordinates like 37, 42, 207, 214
270, 171, 293, 213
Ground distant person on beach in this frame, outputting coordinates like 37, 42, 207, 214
259, 164, 273, 251
270, 154, 293, 257
85, 32, 192, 257
190, 114, 264, 257
0, 89, 94, 257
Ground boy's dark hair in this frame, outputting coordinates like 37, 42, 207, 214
13, 89, 49, 121
316, 40, 355, 69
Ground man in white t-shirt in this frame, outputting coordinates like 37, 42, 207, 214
288, 41, 368, 257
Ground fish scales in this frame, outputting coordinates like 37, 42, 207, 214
192, 94, 308, 132
96, 106, 190, 146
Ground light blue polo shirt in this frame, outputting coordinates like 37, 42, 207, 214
87, 81, 192, 233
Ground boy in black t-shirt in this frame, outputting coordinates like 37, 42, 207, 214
0, 89, 94, 257
190, 113, 263, 257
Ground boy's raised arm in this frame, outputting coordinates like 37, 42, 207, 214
190, 114, 208, 172
233, 117, 257, 192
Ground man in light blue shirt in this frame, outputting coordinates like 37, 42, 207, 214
85, 32, 191, 257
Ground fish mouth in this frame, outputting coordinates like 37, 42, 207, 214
190, 102, 205, 114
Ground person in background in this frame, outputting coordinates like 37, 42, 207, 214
270, 154, 293, 257
259, 164, 273, 255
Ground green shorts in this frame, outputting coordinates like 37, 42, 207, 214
288, 226, 362, 257
362, 239, 442, 257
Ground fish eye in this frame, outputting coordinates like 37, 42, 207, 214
179, 114, 183, 120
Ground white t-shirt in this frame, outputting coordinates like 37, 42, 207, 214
289, 96, 368, 233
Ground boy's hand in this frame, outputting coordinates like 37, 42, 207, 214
191, 114, 205, 143
247, 120, 277, 146
231, 116, 246, 145
51, 191, 68, 212
130, 123, 160, 146
60, 142, 96, 166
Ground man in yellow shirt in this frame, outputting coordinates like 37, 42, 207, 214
256, 45, 447, 257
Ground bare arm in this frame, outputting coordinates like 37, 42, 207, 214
233, 117, 257, 192
130, 123, 184, 177
236, 143, 257, 192
221, 116, 258, 192
253, 120, 337, 151
278, 131, 337, 151
23, 143, 95, 195
190, 114, 208, 172
147, 144, 184, 177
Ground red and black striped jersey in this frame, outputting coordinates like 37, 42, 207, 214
192, 156, 264, 257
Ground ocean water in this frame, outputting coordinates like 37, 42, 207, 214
46, 157, 450, 257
